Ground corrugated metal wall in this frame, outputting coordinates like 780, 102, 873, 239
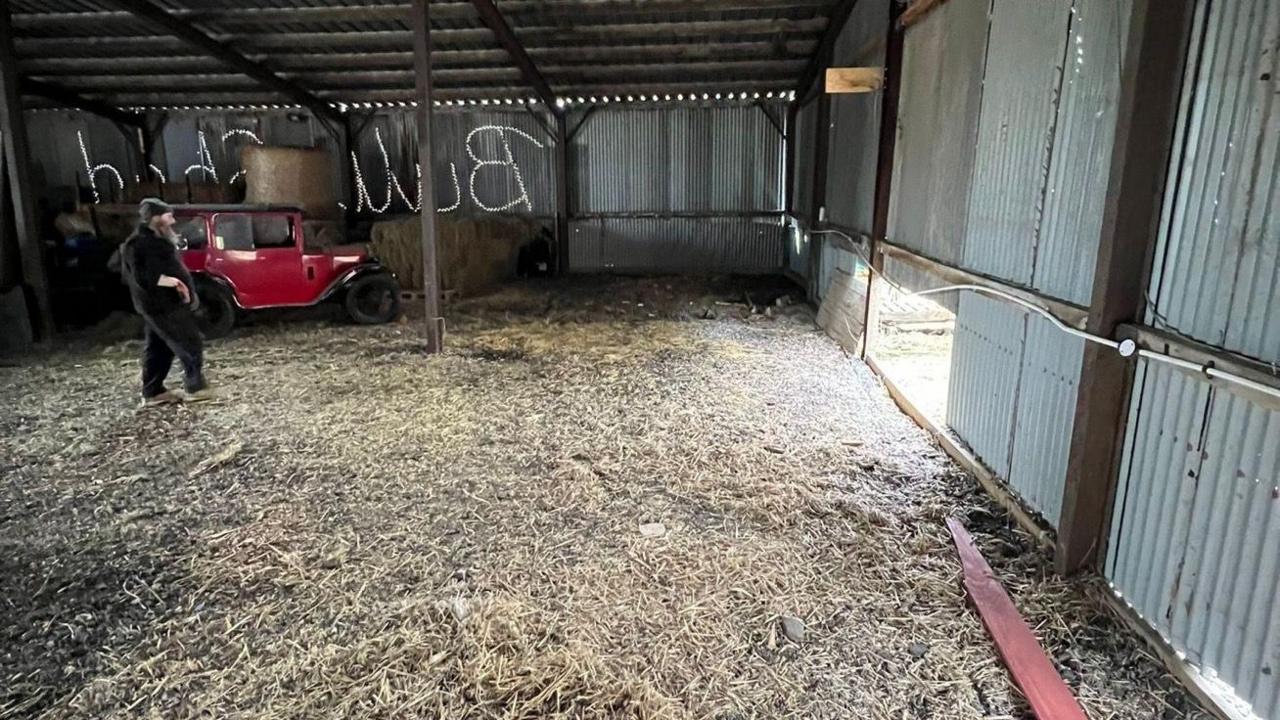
1007, 316, 1084, 524
943, 290, 1083, 527
1146, 0, 1280, 365
24, 111, 143, 205
569, 216, 784, 275
884, 0, 1093, 528
947, 292, 1027, 480
887, 0, 988, 265
1033, 0, 1131, 305
887, 0, 1123, 307
1104, 2, 1280, 717
1108, 361, 1280, 720
572, 104, 783, 215
568, 103, 787, 274
962, 0, 1072, 286
825, 0, 889, 235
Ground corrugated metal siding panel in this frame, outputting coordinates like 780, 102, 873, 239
1007, 316, 1084, 526
24, 111, 141, 201
946, 291, 1027, 478
887, 0, 989, 265
826, 0, 889, 234
1148, 0, 1280, 365
793, 100, 819, 221
1032, 0, 1130, 305
963, 0, 1072, 286
787, 225, 811, 278
573, 104, 784, 214
816, 240, 859, 301
567, 217, 784, 274
1108, 362, 1280, 719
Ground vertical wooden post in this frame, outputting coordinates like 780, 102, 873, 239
805, 93, 831, 299
411, 0, 444, 354
554, 110, 569, 275
0, 1, 53, 340
1056, 0, 1198, 574
861, 0, 906, 358
0, 142, 13, 290
783, 103, 799, 215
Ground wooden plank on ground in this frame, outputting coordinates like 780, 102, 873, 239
825, 66, 884, 94
947, 519, 1089, 720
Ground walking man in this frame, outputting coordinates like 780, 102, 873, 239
120, 198, 214, 405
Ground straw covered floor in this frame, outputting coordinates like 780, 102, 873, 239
1, 277, 1208, 719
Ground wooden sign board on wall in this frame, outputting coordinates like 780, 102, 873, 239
825, 67, 885, 94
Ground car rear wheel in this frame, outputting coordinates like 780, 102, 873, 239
344, 273, 401, 325
194, 281, 237, 339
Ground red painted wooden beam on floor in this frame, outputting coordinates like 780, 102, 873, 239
946, 518, 1089, 720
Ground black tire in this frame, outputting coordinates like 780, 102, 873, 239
194, 280, 237, 339
344, 273, 401, 325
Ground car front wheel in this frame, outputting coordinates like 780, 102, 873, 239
344, 273, 401, 325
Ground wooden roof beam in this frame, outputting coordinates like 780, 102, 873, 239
468, 0, 556, 108
18, 77, 145, 127
14, 2, 833, 31
795, 0, 861, 102
101, 0, 342, 128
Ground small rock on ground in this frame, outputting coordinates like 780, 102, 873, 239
781, 616, 806, 644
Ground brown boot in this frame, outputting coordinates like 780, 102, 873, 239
140, 390, 183, 407
183, 387, 218, 403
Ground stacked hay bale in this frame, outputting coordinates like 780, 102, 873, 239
370, 215, 539, 295
242, 146, 340, 220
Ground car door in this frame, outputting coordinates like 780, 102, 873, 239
209, 212, 310, 307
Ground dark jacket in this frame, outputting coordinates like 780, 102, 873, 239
120, 224, 197, 316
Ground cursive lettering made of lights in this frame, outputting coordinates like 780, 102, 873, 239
77, 124, 540, 215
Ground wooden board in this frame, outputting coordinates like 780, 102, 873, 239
825, 66, 884, 94
948, 519, 1090, 720
816, 269, 867, 355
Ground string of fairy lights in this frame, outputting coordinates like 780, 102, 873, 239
78, 121, 548, 215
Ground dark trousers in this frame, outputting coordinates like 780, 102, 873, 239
141, 309, 207, 398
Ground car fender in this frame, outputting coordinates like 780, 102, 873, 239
192, 271, 245, 309
318, 263, 398, 302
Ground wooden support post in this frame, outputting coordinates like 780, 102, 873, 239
1056, 0, 1198, 575
554, 111, 570, 275
805, 92, 830, 299
0, 2, 53, 340
861, 0, 905, 358
783, 103, 799, 215
339, 114, 356, 229
411, 0, 444, 354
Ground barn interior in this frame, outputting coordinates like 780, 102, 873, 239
1, 1, 1277, 719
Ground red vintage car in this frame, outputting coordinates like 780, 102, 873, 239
173, 205, 400, 338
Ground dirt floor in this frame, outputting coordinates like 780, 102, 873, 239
1, 276, 1210, 719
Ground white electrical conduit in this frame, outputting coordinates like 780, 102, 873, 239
804, 228, 1280, 403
